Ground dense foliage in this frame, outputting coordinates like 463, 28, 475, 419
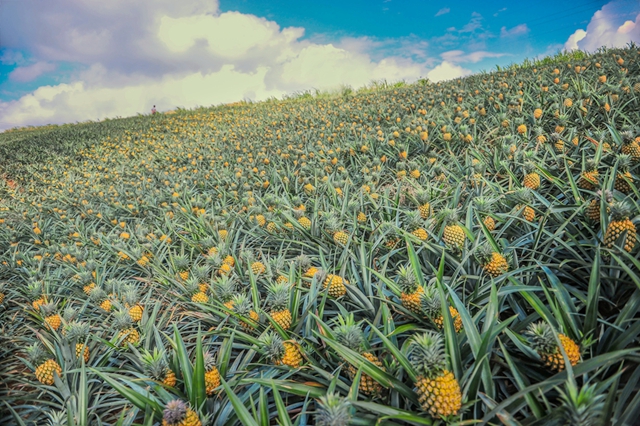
1, 46, 639, 426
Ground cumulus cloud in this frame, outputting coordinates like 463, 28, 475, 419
426, 61, 472, 82
0, 0, 435, 130
8, 62, 57, 82
500, 24, 529, 37
564, 0, 640, 51
435, 8, 450, 17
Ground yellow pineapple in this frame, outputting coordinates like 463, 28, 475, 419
474, 197, 496, 232
27, 343, 63, 386
512, 188, 536, 222
315, 269, 348, 298
64, 321, 91, 363
442, 209, 465, 250
415, 189, 433, 219
262, 332, 303, 368
203, 350, 221, 395
397, 265, 423, 315
41, 302, 62, 331
114, 309, 140, 347
614, 155, 634, 194
408, 332, 462, 417
267, 282, 292, 330
421, 285, 463, 332
527, 322, 580, 372
140, 348, 176, 387
232, 293, 259, 331
523, 162, 540, 190
406, 210, 428, 241
604, 202, 637, 253
476, 244, 509, 277
577, 160, 599, 191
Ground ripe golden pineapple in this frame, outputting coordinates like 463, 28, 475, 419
203, 350, 221, 395
293, 209, 312, 230
408, 332, 462, 417
173, 254, 190, 281
315, 269, 348, 298
267, 282, 292, 330
620, 131, 640, 160
64, 321, 91, 363
27, 343, 62, 386
523, 162, 540, 190
397, 265, 423, 314
41, 302, 62, 331
614, 155, 634, 194
577, 160, 599, 190
415, 189, 433, 219
604, 202, 637, 253
421, 285, 463, 332
140, 348, 176, 387
262, 332, 303, 368
474, 197, 496, 231
124, 288, 144, 322
442, 209, 465, 250
162, 400, 201, 426
476, 244, 509, 277
527, 322, 580, 372
406, 210, 428, 241
325, 212, 349, 246
585, 190, 611, 224
250, 261, 266, 275
334, 315, 384, 396
191, 291, 208, 303
512, 188, 536, 222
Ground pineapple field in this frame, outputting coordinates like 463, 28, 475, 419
0, 46, 639, 425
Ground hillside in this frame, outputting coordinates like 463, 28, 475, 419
1, 46, 639, 425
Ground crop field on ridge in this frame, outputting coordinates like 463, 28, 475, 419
0, 46, 639, 425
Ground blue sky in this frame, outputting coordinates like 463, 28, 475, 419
0, 0, 638, 130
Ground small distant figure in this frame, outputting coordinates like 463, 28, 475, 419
151, 105, 157, 115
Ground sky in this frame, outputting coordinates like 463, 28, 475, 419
0, 0, 639, 131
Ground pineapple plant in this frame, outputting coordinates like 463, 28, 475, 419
213, 275, 236, 309
406, 210, 428, 241
27, 343, 62, 386
162, 400, 201, 426
316, 392, 352, 426
614, 155, 634, 194
476, 244, 509, 277
474, 196, 496, 231
261, 332, 303, 368
603, 202, 637, 253
620, 130, 640, 161
512, 188, 536, 222
420, 284, 463, 332
334, 315, 384, 396
585, 190, 611, 224
293, 208, 312, 231
232, 293, 259, 331
396, 265, 424, 315
442, 209, 465, 250
173, 254, 190, 281
527, 322, 580, 372
203, 350, 221, 395
123, 287, 144, 322
408, 331, 462, 417
266, 282, 292, 330
64, 321, 90, 363
140, 348, 177, 387
324, 212, 349, 246
113, 309, 140, 347
414, 188, 433, 219
186, 277, 209, 304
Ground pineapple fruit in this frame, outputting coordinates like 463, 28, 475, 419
420, 285, 463, 332
408, 331, 462, 417
203, 350, 221, 395
476, 244, 509, 277
315, 269, 348, 298
397, 265, 423, 315
27, 343, 62, 386
162, 400, 201, 426
266, 282, 292, 330
527, 322, 580, 372
442, 209, 465, 250
261, 332, 303, 368
232, 293, 259, 331
140, 348, 176, 387
114, 309, 140, 347
604, 202, 637, 253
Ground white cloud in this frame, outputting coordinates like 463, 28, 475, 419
441, 50, 506, 63
500, 24, 529, 37
435, 8, 450, 17
0, 0, 433, 130
8, 62, 57, 82
564, 1, 640, 51
426, 61, 472, 82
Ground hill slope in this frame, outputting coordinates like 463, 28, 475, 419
1, 46, 639, 425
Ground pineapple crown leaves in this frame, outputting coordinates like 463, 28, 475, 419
419, 284, 441, 318
163, 399, 189, 425
440, 208, 460, 225
615, 154, 631, 171
404, 210, 425, 231
62, 306, 77, 322
473, 196, 495, 214
260, 331, 286, 362
183, 276, 202, 295
46, 410, 68, 426
333, 314, 365, 353
558, 382, 606, 426
523, 161, 537, 174
584, 159, 598, 172
609, 201, 632, 221
266, 282, 290, 311
140, 348, 169, 379
203, 349, 217, 371
475, 243, 498, 265
112, 309, 134, 331
88, 286, 107, 302
323, 211, 343, 234
172, 254, 190, 271
123, 287, 140, 305
64, 321, 90, 342
40, 301, 57, 316
231, 293, 254, 316
316, 392, 352, 426
407, 331, 448, 378
526, 321, 558, 354
396, 265, 419, 293
295, 254, 312, 270
26, 342, 47, 365
192, 264, 210, 281
415, 188, 431, 205
511, 187, 534, 205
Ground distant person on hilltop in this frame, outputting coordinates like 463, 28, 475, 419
151, 105, 157, 115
